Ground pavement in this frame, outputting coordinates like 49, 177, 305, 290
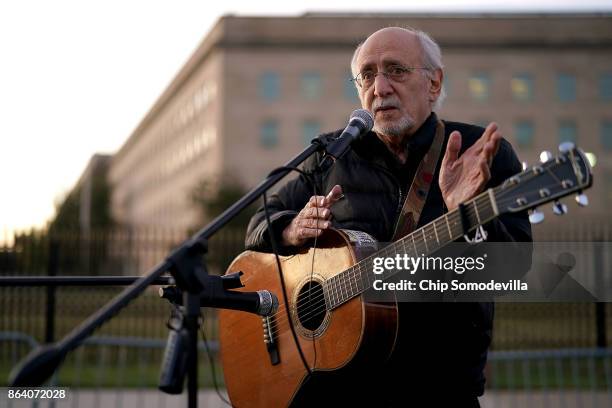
2, 389, 611, 407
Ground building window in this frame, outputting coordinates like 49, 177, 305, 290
302, 120, 321, 146
344, 73, 359, 102
558, 120, 577, 144
301, 72, 321, 100
260, 120, 278, 148
468, 73, 490, 102
514, 121, 534, 148
511, 73, 533, 102
601, 121, 612, 150
600, 73, 612, 102
260, 72, 280, 101
556, 73, 576, 102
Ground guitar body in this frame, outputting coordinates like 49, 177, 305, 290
218, 229, 399, 407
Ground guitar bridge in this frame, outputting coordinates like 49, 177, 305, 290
262, 315, 280, 365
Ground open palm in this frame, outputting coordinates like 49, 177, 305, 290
439, 123, 502, 211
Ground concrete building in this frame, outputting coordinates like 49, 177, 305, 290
108, 13, 612, 233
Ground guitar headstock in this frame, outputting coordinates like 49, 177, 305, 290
495, 143, 593, 221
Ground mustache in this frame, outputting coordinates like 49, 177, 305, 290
372, 98, 401, 112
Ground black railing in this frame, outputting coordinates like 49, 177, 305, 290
0, 226, 610, 396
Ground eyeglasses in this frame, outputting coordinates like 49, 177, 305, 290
351, 65, 429, 89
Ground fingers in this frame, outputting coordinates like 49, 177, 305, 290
284, 185, 343, 246
482, 122, 498, 143
294, 226, 324, 241
284, 212, 330, 246
442, 131, 462, 168
300, 206, 332, 220
467, 123, 501, 165
297, 217, 331, 230
483, 128, 502, 166
307, 185, 344, 208
282, 221, 324, 246
300, 186, 340, 228
478, 157, 491, 185
323, 185, 344, 206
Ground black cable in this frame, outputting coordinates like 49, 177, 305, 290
200, 324, 234, 407
262, 163, 326, 374
263, 188, 312, 375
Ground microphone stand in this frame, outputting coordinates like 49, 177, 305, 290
9, 139, 337, 408
0, 276, 174, 286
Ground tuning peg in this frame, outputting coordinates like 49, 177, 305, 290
539, 151, 553, 163
558, 142, 575, 153
585, 152, 597, 168
552, 201, 568, 215
528, 209, 545, 224
575, 193, 589, 207
521, 161, 528, 171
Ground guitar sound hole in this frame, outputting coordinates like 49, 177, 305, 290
296, 281, 326, 331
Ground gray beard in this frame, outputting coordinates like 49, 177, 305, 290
373, 115, 415, 138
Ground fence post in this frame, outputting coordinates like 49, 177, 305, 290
45, 239, 58, 344
593, 241, 607, 348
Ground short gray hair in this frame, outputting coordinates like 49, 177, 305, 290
351, 27, 446, 111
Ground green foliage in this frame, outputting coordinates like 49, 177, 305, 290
15, 156, 117, 276
90, 172, 114, 229
49, 168, 114, 233
189, 176, 259, 273
11, 228, 49, 274
50, 189, 81, 232
189, 176, 257, 232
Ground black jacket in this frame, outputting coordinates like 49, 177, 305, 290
245, 113, 532, 398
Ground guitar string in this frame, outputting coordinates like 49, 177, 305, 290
254, 153, 580, 330
220, 163, 584, 372
222, 191, 494, 334
264, 193, 492, 334
221, 189, 494, 334
229, 188, 498, 336
222, 175, 576, 336
244, 177, 572, 338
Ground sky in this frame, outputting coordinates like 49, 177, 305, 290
1, 0, 610, 239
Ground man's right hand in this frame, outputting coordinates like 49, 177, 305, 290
281, 185, 343, 247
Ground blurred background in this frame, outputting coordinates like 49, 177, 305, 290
1, 1, 611, 407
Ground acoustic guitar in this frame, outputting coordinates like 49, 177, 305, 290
218, 144, 592, 407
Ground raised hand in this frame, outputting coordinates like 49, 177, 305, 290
281, 185, 343, 247
439, 123, 502, 211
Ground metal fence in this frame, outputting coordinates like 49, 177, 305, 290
0, 225, 610, 407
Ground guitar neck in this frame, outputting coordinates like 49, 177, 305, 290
324, 189, 499, 310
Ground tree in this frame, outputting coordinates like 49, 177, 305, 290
47, 158, 114, 274
189, 176, 256, 231
189, 175, 259, 273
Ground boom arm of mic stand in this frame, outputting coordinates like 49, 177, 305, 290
9, 141, 326, 389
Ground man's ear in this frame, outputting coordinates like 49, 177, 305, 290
429, 68, 443, 101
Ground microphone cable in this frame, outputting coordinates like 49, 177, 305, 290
262, 163, 324, 376
263, 144, 350, 375
203, 159, 325, 406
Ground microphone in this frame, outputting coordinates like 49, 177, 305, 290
324, 109, 374, 161
159, 286, 279, 317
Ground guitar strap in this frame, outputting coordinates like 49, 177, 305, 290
391, 120, 446, 241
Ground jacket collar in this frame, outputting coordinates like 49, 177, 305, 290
354, 112, 438, 166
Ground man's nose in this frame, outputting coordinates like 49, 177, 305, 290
373, 73, 394, 97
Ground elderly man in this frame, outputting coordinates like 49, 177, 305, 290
246, 27, 531, 407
